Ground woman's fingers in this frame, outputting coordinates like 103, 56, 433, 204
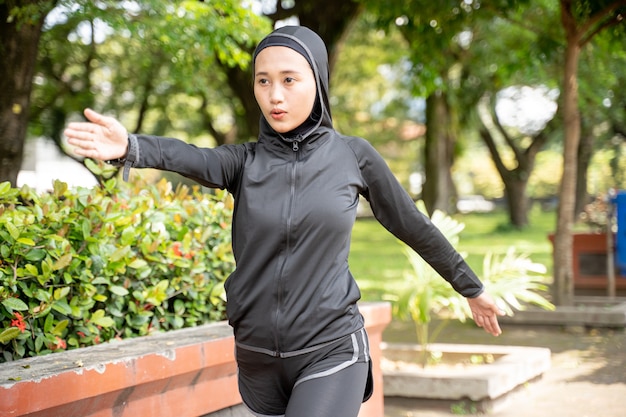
65, 130, 99, 158
65, 123, 99, 138
467, 293, 504, 336
64, 108, 129, 161
484, 314, 502, 336
84, 108, 102, 122
472, 312, 500, 336
65, 124, 100, 148
84, 108, 113, 129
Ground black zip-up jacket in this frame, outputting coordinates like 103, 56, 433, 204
126, 26, 484, 356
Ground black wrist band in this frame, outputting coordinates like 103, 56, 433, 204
122, 134, 139, 181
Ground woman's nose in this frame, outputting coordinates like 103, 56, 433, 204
269, 85, 283, 103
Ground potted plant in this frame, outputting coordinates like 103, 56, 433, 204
380, 203, 554, 410
386, 202, 554, 367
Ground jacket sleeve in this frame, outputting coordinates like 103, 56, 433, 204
347, 136, 484, 298
129, 134, 246, 190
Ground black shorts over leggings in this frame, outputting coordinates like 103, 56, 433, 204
235, 328, 373, 417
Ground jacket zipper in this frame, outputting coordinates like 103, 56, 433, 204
273, 136, 301, 355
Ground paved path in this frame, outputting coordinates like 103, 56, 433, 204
382, 319, 626, 417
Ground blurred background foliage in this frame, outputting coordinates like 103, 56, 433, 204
2, 0, 625, 307
13, 0, 623, 220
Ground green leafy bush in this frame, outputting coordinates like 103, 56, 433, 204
0, 178, 234, 362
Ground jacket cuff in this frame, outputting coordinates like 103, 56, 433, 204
105, 134, 139, 181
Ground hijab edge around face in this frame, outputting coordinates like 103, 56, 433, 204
253, 26, 333, 141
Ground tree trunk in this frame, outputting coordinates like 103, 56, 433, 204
478, 125, 532, 229
296, 1, 363, 74
223, 64, 261, 142
574, 125, 593, 216
552, 3, 582, 306
477, 94, 551, 229
422, 91, 456, 215
0, 1, 55, 185
504, 179, 530, 227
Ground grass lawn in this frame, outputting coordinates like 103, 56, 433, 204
349, 206, 557, 302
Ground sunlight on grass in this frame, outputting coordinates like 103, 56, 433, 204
350, 207, 556, 302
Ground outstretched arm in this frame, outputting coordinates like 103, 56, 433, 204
349, 137, 505, 337
64, 108, 129, 161
467, 292, 505, 336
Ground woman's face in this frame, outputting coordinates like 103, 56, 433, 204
254, 46, 317, 134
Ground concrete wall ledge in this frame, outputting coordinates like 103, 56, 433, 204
0, 302, 391, 417
501, 296, 626, 327
382, 342, 552, 414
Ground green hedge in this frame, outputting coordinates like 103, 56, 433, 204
0, 178, 234, 362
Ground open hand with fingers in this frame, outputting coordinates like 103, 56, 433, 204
64, 108, 129, 161
467, 292, 505, 336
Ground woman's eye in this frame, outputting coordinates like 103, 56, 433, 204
284, 77, 295, 84
258, 78, 269, 85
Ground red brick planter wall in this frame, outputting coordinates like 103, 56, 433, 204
0, 302, 391, 417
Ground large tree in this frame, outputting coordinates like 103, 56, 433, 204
366, 0, 548, 219
573, 31, 626, 214
2, 0, 364, 184
6, 0, 270, 185
367, 1, 478, 215
0, 0, 57, 186
33, 1, 269, 144
552, 0, 626, 305
477, 98, 556, 227
468, 3, 562, 228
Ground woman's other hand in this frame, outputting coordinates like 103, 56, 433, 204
64, 108, 129, 161
467, 292, 505, 336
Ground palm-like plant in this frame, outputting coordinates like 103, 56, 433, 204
389, 203, 554, 367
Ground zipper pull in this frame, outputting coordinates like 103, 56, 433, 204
292, 141, 299, 152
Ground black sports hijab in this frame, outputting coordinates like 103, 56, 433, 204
253, 26, 326, 140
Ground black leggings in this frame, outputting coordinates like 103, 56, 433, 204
284, 361, 369, 417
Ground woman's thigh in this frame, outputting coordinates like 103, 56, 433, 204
285, 361, 369, 417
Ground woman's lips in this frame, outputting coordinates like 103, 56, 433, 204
271, 109, 286, 120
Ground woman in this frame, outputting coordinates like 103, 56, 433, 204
65, 25, 503, 417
